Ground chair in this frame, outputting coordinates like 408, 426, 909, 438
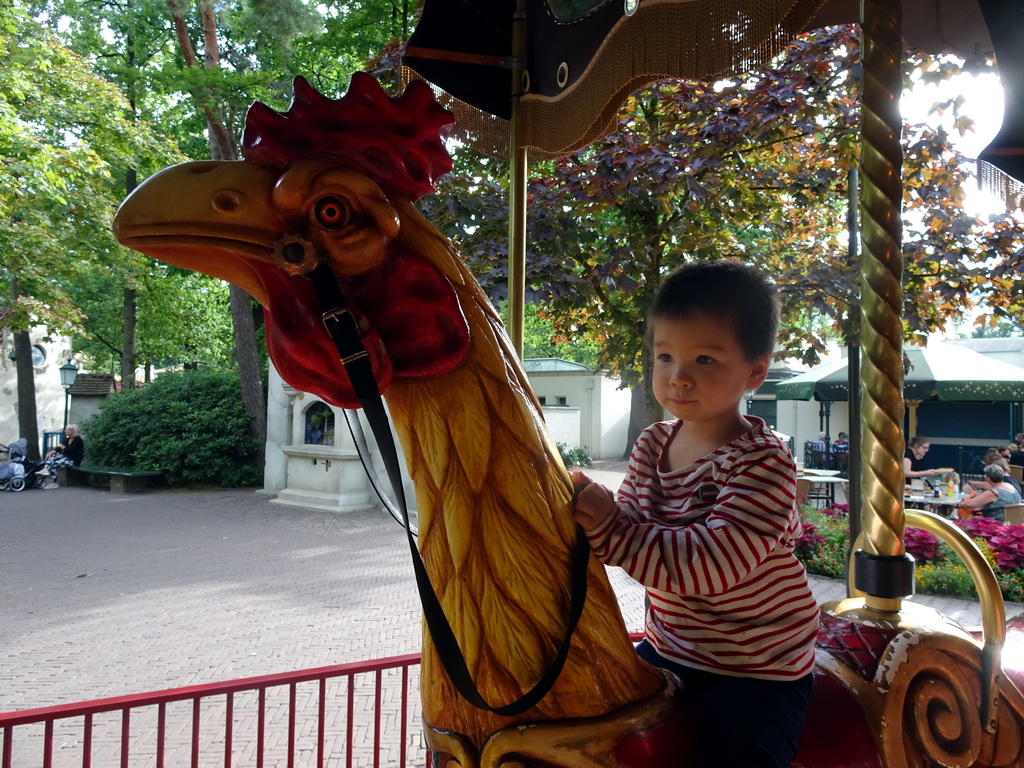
797, 477, 833, 509
1009, 465, 1023, 483
1005, 504, 1024, 525
804, 441, 836, 470
832, 450, 850, 478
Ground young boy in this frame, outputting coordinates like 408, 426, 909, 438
573, 261, 818, 768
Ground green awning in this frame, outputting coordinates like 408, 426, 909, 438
775, 344, 1024, 402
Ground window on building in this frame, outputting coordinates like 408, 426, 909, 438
747, 398, 777, 429
304, 402, 335, 446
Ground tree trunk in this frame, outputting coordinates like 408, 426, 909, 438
230, 284, 267, 452
11, 278, 41, 461
166, 0, 266, 452
121, 168, 138, 389
13, 329, 41, 462
121, 286, 137, 388
625, 385, 644, 458
624, 345, 661, 458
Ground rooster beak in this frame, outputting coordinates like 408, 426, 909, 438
113, 160, 285, 306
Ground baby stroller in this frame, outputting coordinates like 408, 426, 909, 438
0, 438, 48, 492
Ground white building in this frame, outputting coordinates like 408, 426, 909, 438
261, 341, 1024, 511
0, 312, 74, 451
523, 358, 632, 461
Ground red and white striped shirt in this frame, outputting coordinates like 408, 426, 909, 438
586, 417, 818, 680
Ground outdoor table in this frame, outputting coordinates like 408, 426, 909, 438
904, 493, 967, 519
798, 474, 848, 507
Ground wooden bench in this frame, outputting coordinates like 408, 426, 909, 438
58, 463, 163, 493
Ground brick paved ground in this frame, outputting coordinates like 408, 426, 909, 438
1, 486, 424, 708
2, 461, 1019, 766
0, 469, 643, 767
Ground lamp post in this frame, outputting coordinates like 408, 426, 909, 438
59, 360, 79, 429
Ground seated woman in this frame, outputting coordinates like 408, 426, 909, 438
38, 424, 85, 477
959, 463, 1021, 522
969, 452, 1022, 496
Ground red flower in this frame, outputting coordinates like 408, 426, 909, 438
904, 526, 940, 562
956, 517, 1024, 574
796, 522, 825, 557
824, 504, 849, 518
989, 527, 1024, 572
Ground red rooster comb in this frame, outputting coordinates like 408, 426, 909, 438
243, 72, 455, 200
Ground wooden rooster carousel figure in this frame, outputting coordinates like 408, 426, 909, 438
115, 74, 1024, 768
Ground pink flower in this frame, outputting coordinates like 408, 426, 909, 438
989, 527, 1024, 571
956, 517, 1024, 574
904, 526, 940, 562
956, 516, 1005, 543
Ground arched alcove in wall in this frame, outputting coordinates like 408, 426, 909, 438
303, 401, 335, 446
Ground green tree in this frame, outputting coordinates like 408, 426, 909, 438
970, 318, 1022, 338
293, 1, 416, 90
0, 6, 178, 457
500, 302, 601, 367
69, 262, 234, 374
29, 0, 185, 387
32, 0, 419, 458
412, 28, 1024, 451
139, 0, 407, 448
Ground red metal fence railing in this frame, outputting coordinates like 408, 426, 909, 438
0, 653, 429, 768
2, 633, 646, 767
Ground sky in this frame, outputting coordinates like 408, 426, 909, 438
902, 69, 1006, 216
901, 69, 1012, 339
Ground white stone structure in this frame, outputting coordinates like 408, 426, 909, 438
261, 359, 632, 512
262, 365, 413, 514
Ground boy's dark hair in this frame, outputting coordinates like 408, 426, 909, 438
649, 260, 780, 360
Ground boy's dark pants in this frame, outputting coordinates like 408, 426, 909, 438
636, 640, 814, 768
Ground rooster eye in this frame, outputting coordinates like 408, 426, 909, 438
314, 197, 350, 228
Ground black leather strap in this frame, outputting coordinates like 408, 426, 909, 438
308, 263, 589, 715
341, 409, 417, 535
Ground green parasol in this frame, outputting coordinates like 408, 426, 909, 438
777, 344, 1024, 403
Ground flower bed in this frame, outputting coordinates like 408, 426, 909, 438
797, 504, 1024, 603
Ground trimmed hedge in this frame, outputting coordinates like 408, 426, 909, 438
83, 370, 262, 487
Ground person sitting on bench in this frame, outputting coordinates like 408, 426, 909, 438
38, 425, 85, 477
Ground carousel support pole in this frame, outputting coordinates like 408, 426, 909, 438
846, 166, 862, 573
853, 0, 914, 611
507, 0, 528, 360
907, 399, 920, 438
823, 400, 833, 467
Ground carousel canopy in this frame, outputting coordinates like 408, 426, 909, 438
403, 0, 1023, 195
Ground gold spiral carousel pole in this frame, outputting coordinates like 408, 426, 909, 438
854, 0, 915, 611
830, 9, 1014, 754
